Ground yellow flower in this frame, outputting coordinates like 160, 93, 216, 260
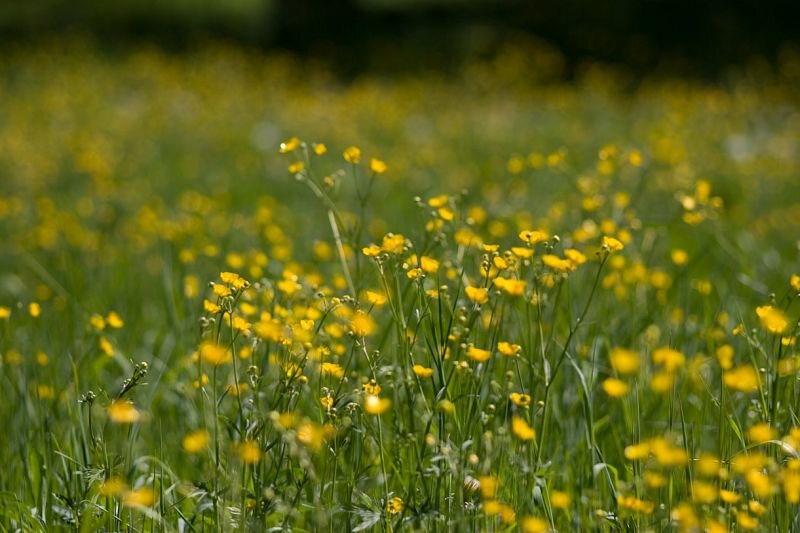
122, 487, 155, 508
564, 248, 587, 266
183, 275, 199, 298
108, 401, 141, 424
542, 254, 575, 272
237, 440, 262, 464
362, 381, 381, 395
497, 341, 520, 356
428, 194, 449, 207
643, 470, 667, 488
783, 469, 800, 503
478, 475, 497, 498
652, 346, 685, 371
320, 395, 334, 409
602, 378, 629, 397
493, 256, 509, 270
0, 306, 10, 319
386, 496, 404, 514
671, 249, 689, 265
364, 394, 391, 415
520, 516, 548, 533
89, 313, 106, 330
343, 146, 361, 163
351, 311, 377, 337
36, 385, 55, 399
510, 392, 531, 406
617, 495, 654, 514
610, 347, 640, 374
791, 274, 800, 293
650, 371, 675, 393
484, 500, 515, 523
518, 230, 548, 245
199, 342, 231, 365
736, 512, 759, 530
279, 136, 300, 153
437, 206, 454, 220
321, 362, 344, 378
182, 429, 209, 453
212, 283, 232, 298
465, 286, 488, 305
419, 256, 439, 273
550, 490, 571, 509
438, 399, 455, 413
106, 311, 124, 328
220, 271, 248, 289
381, 233, 406, 254
203, 299, 221, 314
695, 452, 720, 477
511, 416, 536, 441
467, 346, 491, 363
720, 489, 741, 503
756, 305, 789, 334
624, 441, 651, 460
365, 290, 387, 306
493, 277, 526, 296
99, 478, 128, 496
715, 344, 734, 369
29, 302, 41, 317
370, 158, 387, 174
745, 470, 774, 499
406, 267, 422, 280
748, 500, 767, 515
362, 244, 382, 257
511, 246, 534, 259
413, 364, 434, 378
602, 236, 624, 252
724, 365, 760, 392
296, 421, 328, 451
747, 423, 777, 443
288, 161, 304, 173
99, 336, 113, 356
691, 481, 717, 503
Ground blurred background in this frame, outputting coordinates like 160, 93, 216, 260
1, 0, 799, 313
2, 0, 800, 78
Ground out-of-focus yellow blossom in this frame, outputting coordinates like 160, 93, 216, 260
343, 146, 361, 163
756, 305, 789, 334
237, 440, 262, 464
602, 236, 624, 252
609, 347, 640, 374
511, 416, 535, 441
510, 392, 531, 406
467, 346, 491, 363
465, 286, 488, 304
602, 378, 629, 397
724, 365, 760, 392
498, 341, 521, 357
386, 496, 403, 514
108, 400, 141, 424
413, 364, 434, 378
182, 429, 209, 453
364, 394, 391, 415
369, 158, 387, 174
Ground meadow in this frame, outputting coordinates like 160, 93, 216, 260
1, 39, 800, 531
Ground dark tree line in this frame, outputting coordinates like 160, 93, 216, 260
1, 0, 798, 78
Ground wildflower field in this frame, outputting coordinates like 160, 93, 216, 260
1, 40, 800, 531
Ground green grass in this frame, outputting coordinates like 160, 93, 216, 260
0, 40, 799, 531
